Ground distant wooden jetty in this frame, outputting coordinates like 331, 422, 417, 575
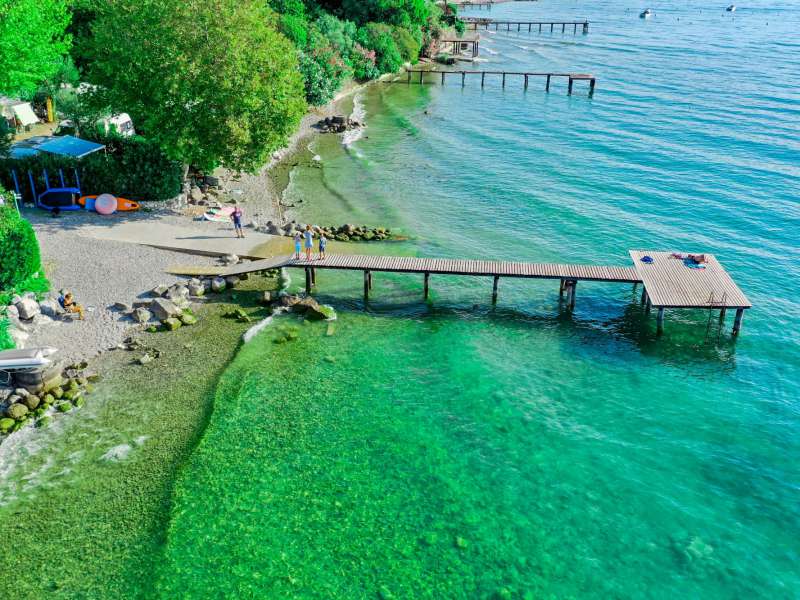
392, 68, 597, 96
220, 251, 751, 336
464, 19, 590, 34
452, 1, 495, 9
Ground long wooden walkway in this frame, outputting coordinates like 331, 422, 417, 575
464, 19, 589, 33
218, 250, 751, 336
392, 69, 596, 95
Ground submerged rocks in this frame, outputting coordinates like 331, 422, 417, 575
162, 317, 183, 331
316, 115, 362, 134
211, 277, 227, 293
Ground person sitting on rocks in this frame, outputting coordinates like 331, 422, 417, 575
58, 292, 85, 320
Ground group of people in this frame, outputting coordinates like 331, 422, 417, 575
294, 225, 327, 261
228, 206, 326, 260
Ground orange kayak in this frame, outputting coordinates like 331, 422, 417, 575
79, 195, 141, 212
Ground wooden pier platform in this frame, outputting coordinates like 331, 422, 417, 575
219, 250, 750, 336
392, 69, 597, 96
464, 19, 589, 34
630, 251, 751, 335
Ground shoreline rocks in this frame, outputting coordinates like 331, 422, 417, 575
315, 115, 362, 134
257, 220, 393, 243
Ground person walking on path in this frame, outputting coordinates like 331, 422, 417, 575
231, 203, 244, 238
293, 232, 302, 260
304, 225, 314, 261
318, 232, 327, 260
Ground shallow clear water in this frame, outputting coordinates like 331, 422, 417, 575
164, 0, 800, 596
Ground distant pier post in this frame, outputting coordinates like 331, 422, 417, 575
305, 267, 312, 295
419, 70, 424, 84
481, 72, 486, 88
424, 272, 430, 299
568, 77, 574, 95
546, 74, 551, 92
656, 307, 665, 335
441, 72, 446, 85
461, 72, 466, 87
589, 78, 597, 97
583, 21, 589, 34
492, 275, 500, 304
407, 70, 412, 84
364, 270, 370, 301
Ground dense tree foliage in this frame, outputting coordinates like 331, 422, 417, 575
0, 0, 71, 97
84, 0, 306, 172
265, 0, 446, 105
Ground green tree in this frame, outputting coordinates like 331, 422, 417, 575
86, 0, 306, 172
341, 0, 429, 29
0, 0, 71, 97
0, 120, 12, 158
357, 23, 403, 74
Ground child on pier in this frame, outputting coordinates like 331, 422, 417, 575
293, 233, 302, 260
318, 233, 327, 260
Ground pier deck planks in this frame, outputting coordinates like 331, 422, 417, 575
629, 251, 751, 309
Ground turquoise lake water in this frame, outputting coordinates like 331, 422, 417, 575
160, 1, 800, 596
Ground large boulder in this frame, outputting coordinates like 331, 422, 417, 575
132, 307, 152, 324
305, 304, 336, 321
151, 284, 169, 297
166, 285, 190, 303
188, 282, 205, 297
39, 298, 64, 318
6, 403, 28, 420
149, 298, 180, 321
291, 296, 320, 314
163, 317, 183, 331
225, 276, 240, 288
211, 277, 227, 293
15, 297, 40, 320
278, 294, 303, 308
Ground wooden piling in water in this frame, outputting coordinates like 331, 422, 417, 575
492, 275, 500, 304
364, 270, 370, 301
732, 308, 744, 336
657, 307, 665, 334
568, 77, 574, 95
305, 267, 312, 295
546, 74, 551, 92
424, 272, 430, 299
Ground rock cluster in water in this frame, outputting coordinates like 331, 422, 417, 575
257, 221, 393, 243
315, 115, 362, 134
0, 361, 98, 437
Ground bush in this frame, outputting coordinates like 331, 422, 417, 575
391, 26, 422, 62
299, 48, 349, 105
0, 135, 183, 202
357, 23, 404, 74
0, 318, 13, 351
281, 13, 310, 46
0, 192, 43, 291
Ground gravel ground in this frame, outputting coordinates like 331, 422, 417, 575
21, 210, 214, 363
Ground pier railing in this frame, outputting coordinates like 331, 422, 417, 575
464, 19, 589, 33
390, 69, 597, 96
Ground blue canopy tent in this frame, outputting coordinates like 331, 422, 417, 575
6, 135, 105, 203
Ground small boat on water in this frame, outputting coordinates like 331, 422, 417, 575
0, 347, 58, 372
640, 8, 652, 18
726, 4, 736, 11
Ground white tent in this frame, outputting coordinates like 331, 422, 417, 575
11, 102, 38, 127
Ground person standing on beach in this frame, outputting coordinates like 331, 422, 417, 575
231, 203, 244, 238
304, 225, 314, 261
293, 232, 302, 260
318, 232, 327, 260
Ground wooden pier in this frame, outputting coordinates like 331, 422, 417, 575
452, 1, 495, 9
464, 19, 589, 34
393, 69, 597, 96
219, 250, 751, 336
442, 37, 480, 57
